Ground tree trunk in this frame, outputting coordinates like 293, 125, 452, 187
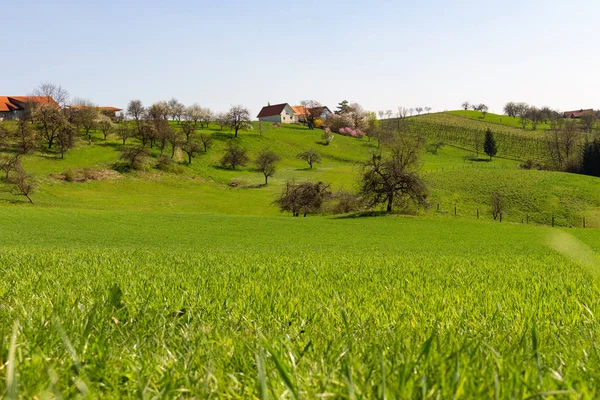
25, 194, 33, 203
171, 146, 176, 159
188, 154, 192, 164
235, 126, 239, 137
387, 195, 393, 212
264, 175, 268, 185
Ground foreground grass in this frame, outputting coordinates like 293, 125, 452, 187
1, 210, 600, 398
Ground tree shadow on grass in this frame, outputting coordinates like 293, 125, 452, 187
333, 211, 390, 219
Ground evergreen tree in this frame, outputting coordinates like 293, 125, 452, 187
335, 100, 351, 115
582, 138, 600, 177
483, 129, 497, 160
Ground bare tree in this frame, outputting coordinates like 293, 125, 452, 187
225, 105, 252, 137
274, 181, 332, 217
120, 146, 150, 170
32, 103, 65, 149
6, 166, 35, 203
425, 107, 432, 114
348, 102, 366, 128
198, 133, 213, 152
97, 115, 114, 140
168, 130, 183, 158
148, 101, 170, 121
215, 112, 228, 130
182, 139, 202, 164
254, 148, 280, 184
0, 154, 21, 179
116, 123, 133, 145
580, 111, 596, 133
297, 148, 321, 169
56, 123, 77, 159
33, 82, 69, 108
415, 107, 424, 115
461, 101, 470, 111
127, 100, 145, 136
220, 141, 249, 169
490, 192, 504, 221
13, 120, 38, 155
180, 120, 196, 142
503, 102, 517, 118
168, 98, 185, 123
359, 135, 428, 212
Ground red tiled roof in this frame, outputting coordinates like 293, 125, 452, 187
563, 109, 594, 118
98, 106, 122, 112
291, 105, 309, 116
0, 96, 59, 112
257, 103, 289, 118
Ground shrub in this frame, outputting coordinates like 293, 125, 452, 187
321, 129, 334, 146
329, 190, 363, 214
156, 155, 184, 174
325, 114, 353, 133
64, 169, 77, 183
314, 119, 323, 129
339, 127, 365, 138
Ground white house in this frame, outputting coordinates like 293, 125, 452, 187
257, 103, 296, 123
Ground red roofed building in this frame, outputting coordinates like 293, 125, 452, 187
66, 105, 123, 119
563, 109, 594, 119
257, 103, 296, 123
0, 96, 59, 120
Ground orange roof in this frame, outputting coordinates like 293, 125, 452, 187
0, 96, 59, 112
291, 105, 309, 115
98, 106, 122, 112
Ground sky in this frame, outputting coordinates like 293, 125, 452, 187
3, 0, 600, 117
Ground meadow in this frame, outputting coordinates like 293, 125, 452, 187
1, 114, 600, 398
2, 210, 600, 398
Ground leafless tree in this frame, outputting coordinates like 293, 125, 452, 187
580, 111, 596, 133
215, 112, 228, 130
56, 123, 77, 159
180, 120, 196, 142
168, 98, 185, 123
0, 154, 21, 179
503, 102, 517, 118
148, 101, 170, 121
33, 82, 69, 108
32, 103, 66, 149
6, 166, 35, 203
300, 100, 323, 129
359, 135, 428, 212
120, 146, 150, 170
220, 141, 249, 169
225, 105, 252, 137
490, 192, 504, 221
461, 101, 470, 111
116, 123, 133, 145
168, 130, 183, 158
415, 107, 424, 115
199, 133, 213, 152
13, 120, 38, 155
182, 139, 202, 164
297, 148, 321, 169
425, 107, 432, 114
127, 100, 145, 135
97, 115, 114, 140
349, 102, 366, 128
254, 148, 280, 185
274, 181, 332, 217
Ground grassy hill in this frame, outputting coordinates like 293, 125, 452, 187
448, 109, 553, 131
0, 119, 597, 226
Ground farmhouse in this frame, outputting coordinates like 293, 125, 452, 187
310, 106, 333, 120
257, 103, 296, 123
291, 105, 309, 123
66, 105, 123, 119
0, 96, 59, 121
563, 109, 594, 119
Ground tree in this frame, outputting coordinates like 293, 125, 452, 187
297, 148, 321, 169
490, 192, 504, 221
33, 82, 69, 108
425, 107, 432, 114
148, 101, 170, 121
254, 148, 280, 185
120, 146, 150, 170
335, 100, 351, 115
225, 106, 252, 137
96, 115, 114, 140
476, 104, 489, 117
359, 135, 428, 212
503, 102, 517, 118
483, 129, 497, 160
116, 123, 133, 145
168, 98, 185, 123
364, 111, 379, 143
180, 121, 196, 142
182, 139, 202, 164
321, 129, 334, 145
580, 111, 596, 133
6, 166, 35, 203
32, 103, 65, 149
56, 123, 76, 159
215, 112, 228, 130
582, 138, 600, 177
168, 130, 183, 158
199, 133, 213, 152
220, 141, 249, 169
127, 100, 145, 135
415, 107, 423, 115
13, 120, 38, 155
274, 181, 332, 217
0, 154, 21, 179
300, 100, 323, 129
348, 103, 366, 128
461, 101, 470, 111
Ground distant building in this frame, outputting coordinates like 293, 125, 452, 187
309, 106, 333, 120
563, 109, 594, 119
257, 103, 296, 123
66, 105, 123, 119
291, 105, 309, 122
0, 96, 59, 121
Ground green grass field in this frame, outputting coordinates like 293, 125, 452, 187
1, 116, 600, 397
448, 110, 553, 131
2, 210, 600, 397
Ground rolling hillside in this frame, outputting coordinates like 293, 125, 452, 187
1, 116, 598, 226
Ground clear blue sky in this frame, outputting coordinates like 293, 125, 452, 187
3, 0, 599, 116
